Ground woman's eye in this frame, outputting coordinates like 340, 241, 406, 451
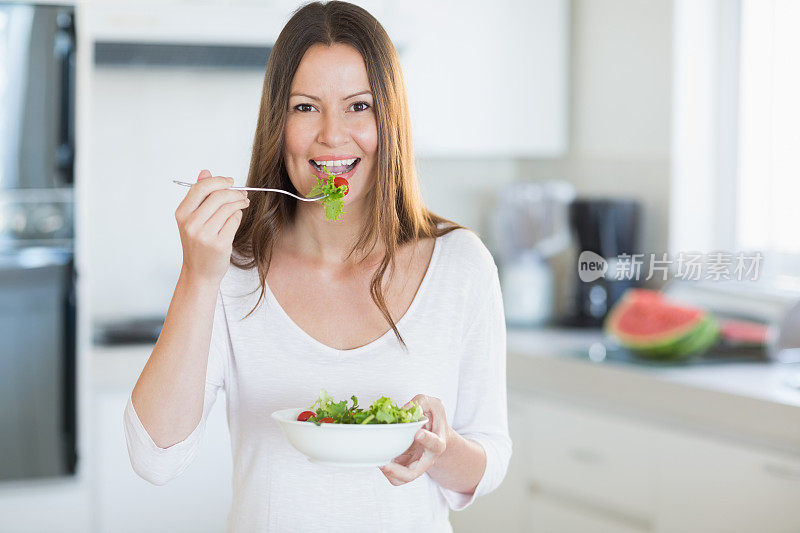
293, 102, 370, 113
349, 101, 370, 112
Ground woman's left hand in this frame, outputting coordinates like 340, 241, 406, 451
379, 394, 451, 486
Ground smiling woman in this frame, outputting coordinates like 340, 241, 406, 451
231, 4, 462, 347
125, 2, 511, 532
286, 45, 372, 217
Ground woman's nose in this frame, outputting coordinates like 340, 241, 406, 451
317, 112, 347, 147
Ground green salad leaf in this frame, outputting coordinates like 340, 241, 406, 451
305, 389, 423, 425
306, 167, 348, 221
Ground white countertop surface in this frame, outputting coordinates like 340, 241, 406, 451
507, 327, 800, 454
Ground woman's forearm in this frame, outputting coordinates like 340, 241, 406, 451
130, 267, 219, 448
426, 428, 487, 494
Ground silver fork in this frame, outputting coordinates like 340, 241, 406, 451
172, 180, 328, 202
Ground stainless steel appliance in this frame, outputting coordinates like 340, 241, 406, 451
0, 2, 77, 481
490, 181, 575, 327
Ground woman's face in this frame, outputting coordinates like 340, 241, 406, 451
284, 43, 378, 210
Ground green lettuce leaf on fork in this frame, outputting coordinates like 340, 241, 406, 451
306, 166, 348, 221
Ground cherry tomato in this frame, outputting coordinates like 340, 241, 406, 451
297, 410, 316, 422
333, 177, 349, 196
319, 417, 335, 424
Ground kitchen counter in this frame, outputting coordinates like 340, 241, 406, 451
91, 343, 155, 391
507, 327, 800, 454
90, 329, 800, 454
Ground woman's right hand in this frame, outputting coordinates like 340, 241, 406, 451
175, 169, 250, 285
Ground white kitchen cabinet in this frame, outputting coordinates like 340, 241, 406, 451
451, 390, 800, 533
525, 397, 657, 522
85, 2, 287, 45
92, 388, 232, 532
655, 430, 800, 533
526, 494, 649, 533
85, 0, 568, 157
451, 392, 652, 533
85, 0, 409, 47
397, 0, 569, 157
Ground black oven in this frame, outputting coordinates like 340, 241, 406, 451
0, 2, 77, 481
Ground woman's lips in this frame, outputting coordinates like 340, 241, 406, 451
308, 159, 360, 180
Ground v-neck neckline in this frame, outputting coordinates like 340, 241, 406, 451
263, 235, 442, 356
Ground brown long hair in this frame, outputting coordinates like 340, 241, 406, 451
231, 1, 463, 348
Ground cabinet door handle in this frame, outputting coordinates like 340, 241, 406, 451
762, 463, 800, 481
567, 447, 604, 464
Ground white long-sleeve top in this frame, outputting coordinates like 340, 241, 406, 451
124, 227, 511, 532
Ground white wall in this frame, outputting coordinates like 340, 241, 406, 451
87, 66, 264, 321
520, 0, 673, 258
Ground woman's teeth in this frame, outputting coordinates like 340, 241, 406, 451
311, 158, 359, 175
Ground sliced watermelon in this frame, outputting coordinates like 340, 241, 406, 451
635, 315, 719, 359
605, 289, 719, 359
718, 319, 769, 346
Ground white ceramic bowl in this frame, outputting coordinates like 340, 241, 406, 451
271, 407, 428, 467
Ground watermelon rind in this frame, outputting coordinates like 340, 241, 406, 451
605, 289, 719, 359
634, 316, 719, 359
634, 315, 708, 356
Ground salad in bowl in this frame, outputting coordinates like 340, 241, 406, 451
271, 390, 428, 467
